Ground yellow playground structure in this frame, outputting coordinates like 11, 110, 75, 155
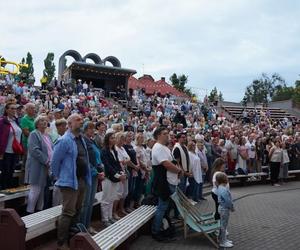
0, 55, 28, 75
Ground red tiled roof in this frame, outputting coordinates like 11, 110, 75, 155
128, 75, 188, 98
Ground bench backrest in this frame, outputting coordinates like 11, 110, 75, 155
171, 190, 219, 233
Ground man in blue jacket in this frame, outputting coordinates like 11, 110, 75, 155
51, 113, 91, 250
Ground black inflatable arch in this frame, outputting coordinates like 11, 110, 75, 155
83, 53, 102, 64
103, 56, 121, 68
61, 50, 83, 62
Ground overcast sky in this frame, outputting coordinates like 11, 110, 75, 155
2, 0, 300, 101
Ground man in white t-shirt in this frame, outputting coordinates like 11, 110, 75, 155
82, 81, 88, 95
151, 126, 182, 241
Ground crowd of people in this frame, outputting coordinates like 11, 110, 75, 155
0, 76, 300, 249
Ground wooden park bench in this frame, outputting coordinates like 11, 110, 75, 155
70, 205, 156, 250
171, 188, 220, 248
0, 192, 102, 250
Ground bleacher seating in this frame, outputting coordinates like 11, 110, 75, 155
221, 105, 296, 121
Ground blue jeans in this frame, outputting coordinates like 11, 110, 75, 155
152, 184, 176, 235
80, 175, 98, 228
218, 207, 230, 244
187, 178, 203, 201
198, 182, 203, 200
178, 176, 187, 194
125, 171, 137, 207
133, 172, 144, 203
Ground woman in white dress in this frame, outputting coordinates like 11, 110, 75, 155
114, 132, 130, 218
187, 140, 203, 202
100, 132, 127, 227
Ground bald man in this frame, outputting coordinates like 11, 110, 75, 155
51, 114, 91, 249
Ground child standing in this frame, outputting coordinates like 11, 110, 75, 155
216, 172, 234, 248
211, 158, 227, 220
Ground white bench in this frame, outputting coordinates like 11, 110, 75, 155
0, 190, 29, 208
23, 191, 103, 241
23, 204, 62, 241
288, 170, 300, 174
288, 170, 300, 180
228, 172, 268, 179
228, 172, 269, 185
0, 192, 102, 250
70, 205, 157, 250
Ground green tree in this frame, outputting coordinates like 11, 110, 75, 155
19, 52, 34, 84
242, 73, 286, 105
170, 73, 195, 97
43, 52, 55, 84
219, 91, 224, 101
292, 80, 300, 103
208, 87, 218, 102
170, 73, 180, 90
178, 74, 188, 92
272, 84, 294, 101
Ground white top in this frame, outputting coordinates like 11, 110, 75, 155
282, 149, 290, 164
270, 147, 282, 162
83, 83, 88, 89
152, 142, 179, 185
135, 145, 149, 178
156, 111, 163, 118
246, 141, 256, 159
115, 145, 130, 170
135, 145, 148, 167
225, 140, 238, 160
188, 151, 202, 184
211, 171, 230, 194
5, 119, 22, 153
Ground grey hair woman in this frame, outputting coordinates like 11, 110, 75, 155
26, 115, 53, 213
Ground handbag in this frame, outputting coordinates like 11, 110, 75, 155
10, 123, 24, 155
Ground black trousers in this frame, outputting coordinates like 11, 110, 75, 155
211, 192, 220, 220
0, 153, 17, 190
270, 162, 280, 185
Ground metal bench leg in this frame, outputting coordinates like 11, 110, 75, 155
0, 208, 26, 250
70, 232, 101, 250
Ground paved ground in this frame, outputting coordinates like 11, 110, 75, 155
131, 181, 300, 250
32, 181, 300, 250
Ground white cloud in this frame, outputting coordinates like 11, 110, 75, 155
1, 0, 300, 101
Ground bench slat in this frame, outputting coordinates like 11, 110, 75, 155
93, 206, 156, 250
22, 192, 102, 241
95, 207, 155, 243
92, 206, 152, 239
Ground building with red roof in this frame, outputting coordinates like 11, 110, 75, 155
128, 74, 188, 98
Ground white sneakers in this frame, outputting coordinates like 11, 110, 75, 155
219, 240, 234, 248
